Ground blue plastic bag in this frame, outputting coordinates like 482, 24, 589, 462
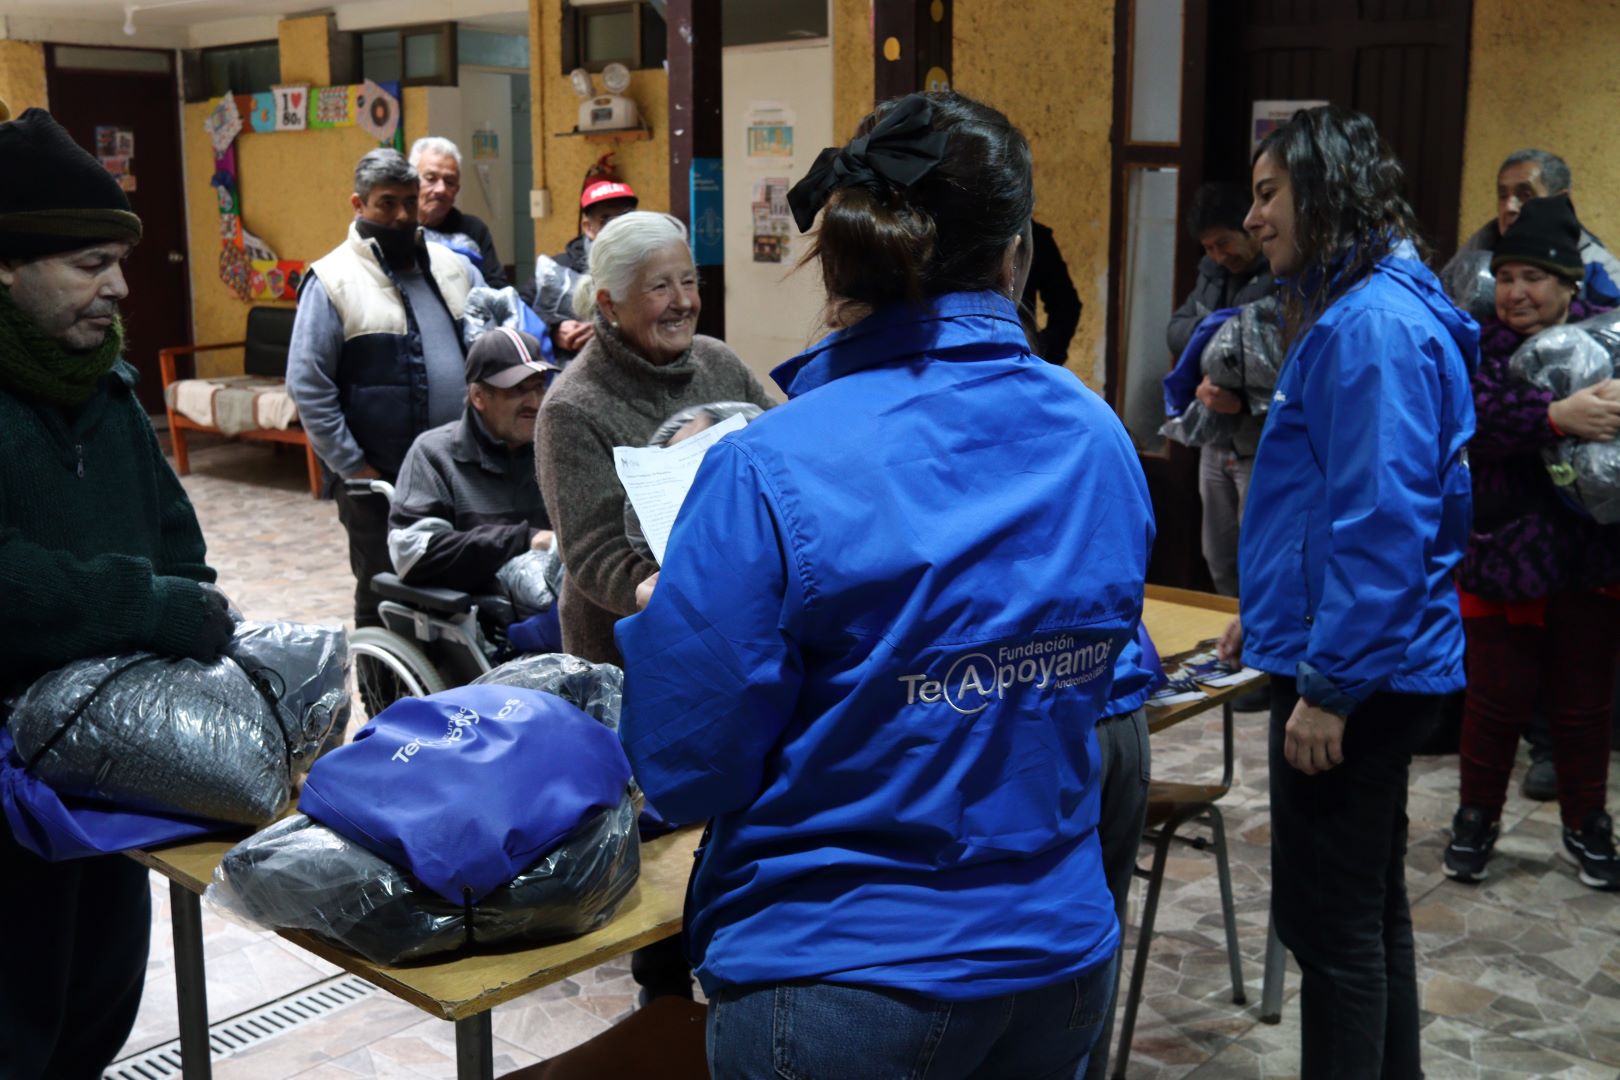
0, 730, 219, 861
1162, 307, 1238, 418
506, 607, 562, 654
298, 685, 632, 904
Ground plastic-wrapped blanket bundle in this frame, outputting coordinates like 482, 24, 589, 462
1199, 296, 1284, 416
206, 683, 641, 965
1160, 401, 1241, 448
1441, 250, 1497, 323
495, 545, 565, 618
1510, 310, 1620, 522
7, 622, 349, 825
471, 653, 623, 727
206, 793, 639, 965
462, 285, 548, 348
532, 254, 586, 325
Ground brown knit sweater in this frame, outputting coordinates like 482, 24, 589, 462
535, 318, 774, 662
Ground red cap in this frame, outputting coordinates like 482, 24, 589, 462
580, 180, 637, 210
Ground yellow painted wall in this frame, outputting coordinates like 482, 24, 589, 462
833, 0, 874, 142
183, 83, 431, 377
1459, 0, 1620, 250
530, 0, 671, 259
0, 40, 47, 117
953, 0, 1114, 389
277, 14, 334, 88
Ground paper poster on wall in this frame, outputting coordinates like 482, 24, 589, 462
751, 176, 791, 263
273, 85, 309, 132
1250, 99, 1329, 157
746, 102, 795, 159
95, 125, 137, 192
472, 127, 499, 160
690, 158, 724, 266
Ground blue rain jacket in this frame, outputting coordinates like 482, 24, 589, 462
1239, 243, 1477, 713
616, 291, 1154, 1000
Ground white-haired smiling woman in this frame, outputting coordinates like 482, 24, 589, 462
534, 210, 773, 667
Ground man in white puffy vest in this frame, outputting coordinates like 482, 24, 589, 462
287, 148, 475, 626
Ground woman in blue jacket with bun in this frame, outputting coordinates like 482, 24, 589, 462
1218, 106, 1476, 1079
616, 91, 1155, 1078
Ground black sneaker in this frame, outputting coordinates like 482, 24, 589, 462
1521, 757, 1557, 801
1561, 810, 1620, 891
1443, 805, 1499, 883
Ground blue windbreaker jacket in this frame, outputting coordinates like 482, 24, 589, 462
616, 291, 1154, 1000
1239, 243, 1477, 713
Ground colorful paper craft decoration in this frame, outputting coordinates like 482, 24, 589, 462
311, 85, 353, 129
203, 92, 243, 154
202, 81, 399, 300
355, 80, 400, 143
273, 85, 308, 132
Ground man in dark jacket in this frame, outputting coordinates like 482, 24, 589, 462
0, 108, 234, 1080
1445, 147, 1620, 307
1166, 182, 1275, 598
287, 148, 476, 626
388, 327, 557, 592
1020, 220, 1082, 364
411, 136, 508, 289
531, 177, 638, 359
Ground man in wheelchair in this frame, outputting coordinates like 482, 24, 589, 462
346, 328, 560, 712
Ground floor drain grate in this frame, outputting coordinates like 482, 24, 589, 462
104, 973, 380, 1079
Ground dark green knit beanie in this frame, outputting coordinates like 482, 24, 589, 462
0, 108, 143, 259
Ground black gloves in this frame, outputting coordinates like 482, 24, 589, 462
185, 581, 237, 663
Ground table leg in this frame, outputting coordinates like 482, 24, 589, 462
170, 881, 213, 1079
455, 1012, 494, 1080
1260, 913, 1286, 1024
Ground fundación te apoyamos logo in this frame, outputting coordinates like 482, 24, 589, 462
898, 634, 1114, 716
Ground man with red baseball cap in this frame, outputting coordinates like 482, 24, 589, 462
530, 171, 639, 359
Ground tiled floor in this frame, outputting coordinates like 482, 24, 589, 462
109, 438, 1620, 1078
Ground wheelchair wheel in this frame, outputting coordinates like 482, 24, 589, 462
350, 626, 447, 720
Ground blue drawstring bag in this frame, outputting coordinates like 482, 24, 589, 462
0, 730, 219, 860
298, 684, 632, 904
506, 607, 562, 654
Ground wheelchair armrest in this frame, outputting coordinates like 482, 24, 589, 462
370, 572, 475, 616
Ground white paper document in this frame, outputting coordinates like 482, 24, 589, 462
613, 412, 748, 565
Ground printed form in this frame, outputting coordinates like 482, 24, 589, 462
613, 412, 748, 565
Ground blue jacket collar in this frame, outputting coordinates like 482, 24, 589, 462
771, 290, 1027, 398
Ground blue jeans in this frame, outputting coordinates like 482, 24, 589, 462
707, 960, 1116, 1080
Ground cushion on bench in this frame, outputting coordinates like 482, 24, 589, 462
164, 376, 300, 436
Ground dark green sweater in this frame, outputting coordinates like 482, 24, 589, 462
0, 360, 215, 689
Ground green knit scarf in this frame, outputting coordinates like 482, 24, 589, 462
0, 285, 124, 406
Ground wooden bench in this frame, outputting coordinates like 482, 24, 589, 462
159, 306, 323, 498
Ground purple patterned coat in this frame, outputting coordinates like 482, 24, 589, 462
1457, 299, 1620, 600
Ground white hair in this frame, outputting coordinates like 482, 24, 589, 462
409, 136, 463, 168
588, 211, 691, 304
572, 274, 598, 322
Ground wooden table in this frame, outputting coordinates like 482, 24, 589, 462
1140, 584, 1287, 1025
132, 586, 1273, 1080
131, 825, 701, 1080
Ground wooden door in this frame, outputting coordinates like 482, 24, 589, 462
1203, 0, 1473, 258
1105, 0, 1214, 591
45, 44, 193, 415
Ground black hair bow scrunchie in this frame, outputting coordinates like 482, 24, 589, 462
787, 94, 950, 233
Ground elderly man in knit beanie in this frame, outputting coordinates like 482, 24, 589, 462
0, 108, 234, 1080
